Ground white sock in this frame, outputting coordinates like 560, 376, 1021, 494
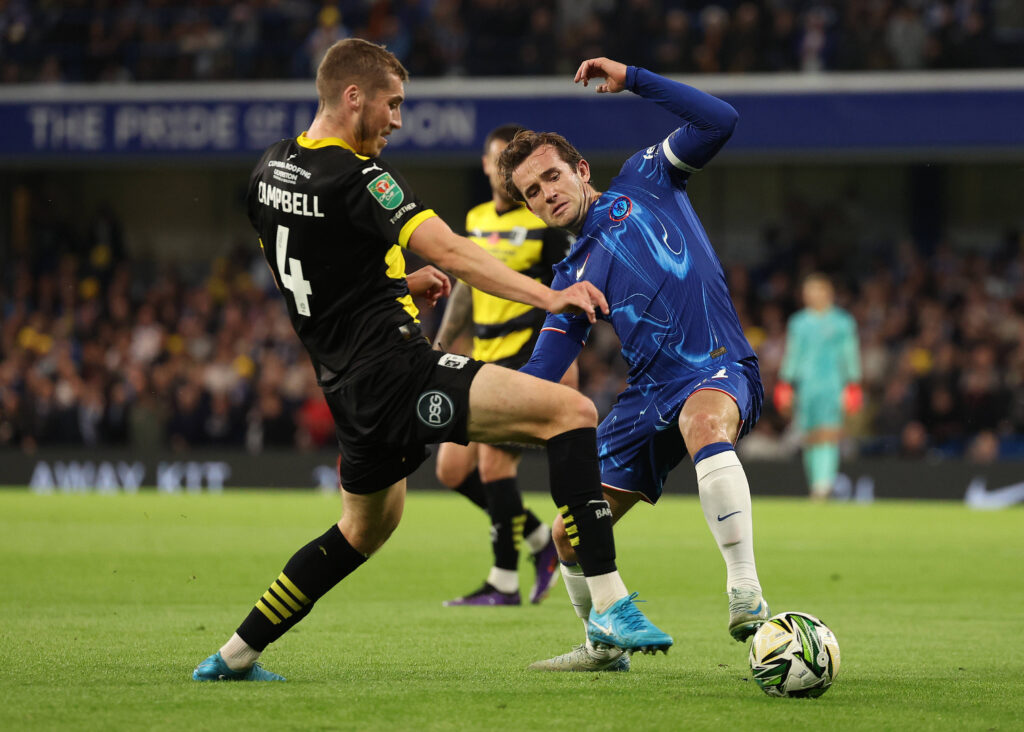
560, 562, 592, 620
525, 523, 550, 554
585, 571, 628, 614
219, 632, 261, 671
695, 449, 761, 594
486, 566, 519, 594
562, 563, 615, 659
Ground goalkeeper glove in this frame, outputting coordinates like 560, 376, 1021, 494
773, 381, 794, 413
843, 383, 863, 414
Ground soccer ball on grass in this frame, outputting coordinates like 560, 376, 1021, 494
749, 611, 840, 698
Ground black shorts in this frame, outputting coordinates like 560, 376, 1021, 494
325, 343, 485, 495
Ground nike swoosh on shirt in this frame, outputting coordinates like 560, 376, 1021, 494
575, 253, 590, 280
717, 511, 741, 521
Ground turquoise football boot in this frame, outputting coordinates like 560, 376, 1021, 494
587, 592, 673, 654
192, 652, 285, 682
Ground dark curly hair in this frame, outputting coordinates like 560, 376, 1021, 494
497, 130, 584, 202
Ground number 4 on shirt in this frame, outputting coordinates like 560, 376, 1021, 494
275, 224, 313, 316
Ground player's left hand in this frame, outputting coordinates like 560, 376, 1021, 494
406, 266, 451, 307
574, 57, 628, 93
548, 281, 609, 324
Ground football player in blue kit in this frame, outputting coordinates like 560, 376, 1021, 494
499, 57, 771, 671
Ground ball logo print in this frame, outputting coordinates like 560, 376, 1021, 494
416, 390, 454, 428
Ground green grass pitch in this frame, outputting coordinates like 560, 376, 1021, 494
1, 489, 1020, 731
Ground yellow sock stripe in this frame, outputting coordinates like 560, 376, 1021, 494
255, 599, 282, 624
557, 505, 569, 516
515, 513, 527, 548
565, 524, 578, 536
278, 573, 310, 605
563, 514, 574, 525
271, 581, 303, 612
262, 590, 292, 619
569, 536, 580, 547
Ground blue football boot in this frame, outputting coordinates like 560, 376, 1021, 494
192, 652, 286, 682
587, 592, 673, 654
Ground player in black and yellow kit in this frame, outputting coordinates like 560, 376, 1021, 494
191, 39, 671, 682
435, 125, 573, 607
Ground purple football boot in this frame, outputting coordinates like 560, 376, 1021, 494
443, 582, 521, 606
529, 539, 561, 604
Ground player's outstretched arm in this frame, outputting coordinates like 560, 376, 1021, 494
576, 56, 738, 171
408, 216, 609, 323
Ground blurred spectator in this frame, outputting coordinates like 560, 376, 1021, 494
2, 0, 1021, 83
967, 430, 1001, 463
886, 4, 929, 70
304, 5, 349, 76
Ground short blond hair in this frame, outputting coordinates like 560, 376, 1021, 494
316, 38, 408, 109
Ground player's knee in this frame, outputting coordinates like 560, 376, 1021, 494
679, 410, 729, 449
434, 459, 462, 489
341, 513, 401, 556
554, 392, 598, 434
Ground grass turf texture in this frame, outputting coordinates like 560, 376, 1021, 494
1, 491, 1020, 731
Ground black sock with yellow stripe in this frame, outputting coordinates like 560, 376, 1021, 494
484, 477, 525, 571
235, 524, 366, 651
547, 427, 617, 577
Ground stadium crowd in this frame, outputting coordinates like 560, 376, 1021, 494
1, 192, 1022, 460
2, 0, 1022, 83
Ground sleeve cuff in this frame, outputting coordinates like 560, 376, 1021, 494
625, 65, 639, 91
398, 209, 437, 248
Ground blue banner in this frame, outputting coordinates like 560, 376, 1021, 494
2, 84, 1022, 160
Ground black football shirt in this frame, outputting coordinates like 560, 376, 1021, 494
247, 133, 437, 391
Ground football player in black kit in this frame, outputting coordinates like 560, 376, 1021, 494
192, 38, 671, 681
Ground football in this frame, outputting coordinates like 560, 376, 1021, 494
749, 612, 840, 698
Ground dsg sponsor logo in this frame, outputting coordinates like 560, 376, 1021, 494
416, 390, 454, 428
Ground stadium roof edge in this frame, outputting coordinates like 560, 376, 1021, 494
2, 69, 1024, 103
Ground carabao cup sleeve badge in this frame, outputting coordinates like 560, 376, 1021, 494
368, 172, 405, 210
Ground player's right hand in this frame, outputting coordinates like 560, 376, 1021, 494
548, 281, 609, 323
574, 57, 628, 93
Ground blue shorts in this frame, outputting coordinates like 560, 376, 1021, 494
597, 358, 762, 504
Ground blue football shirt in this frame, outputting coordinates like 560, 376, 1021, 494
522, 67, 755, 388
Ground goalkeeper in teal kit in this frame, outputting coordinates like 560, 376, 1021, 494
775, 274, 862, 499
499, 57, 770, 671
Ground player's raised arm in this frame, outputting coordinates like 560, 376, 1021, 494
407, 216, 608, 323
575, 56, 738, 171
